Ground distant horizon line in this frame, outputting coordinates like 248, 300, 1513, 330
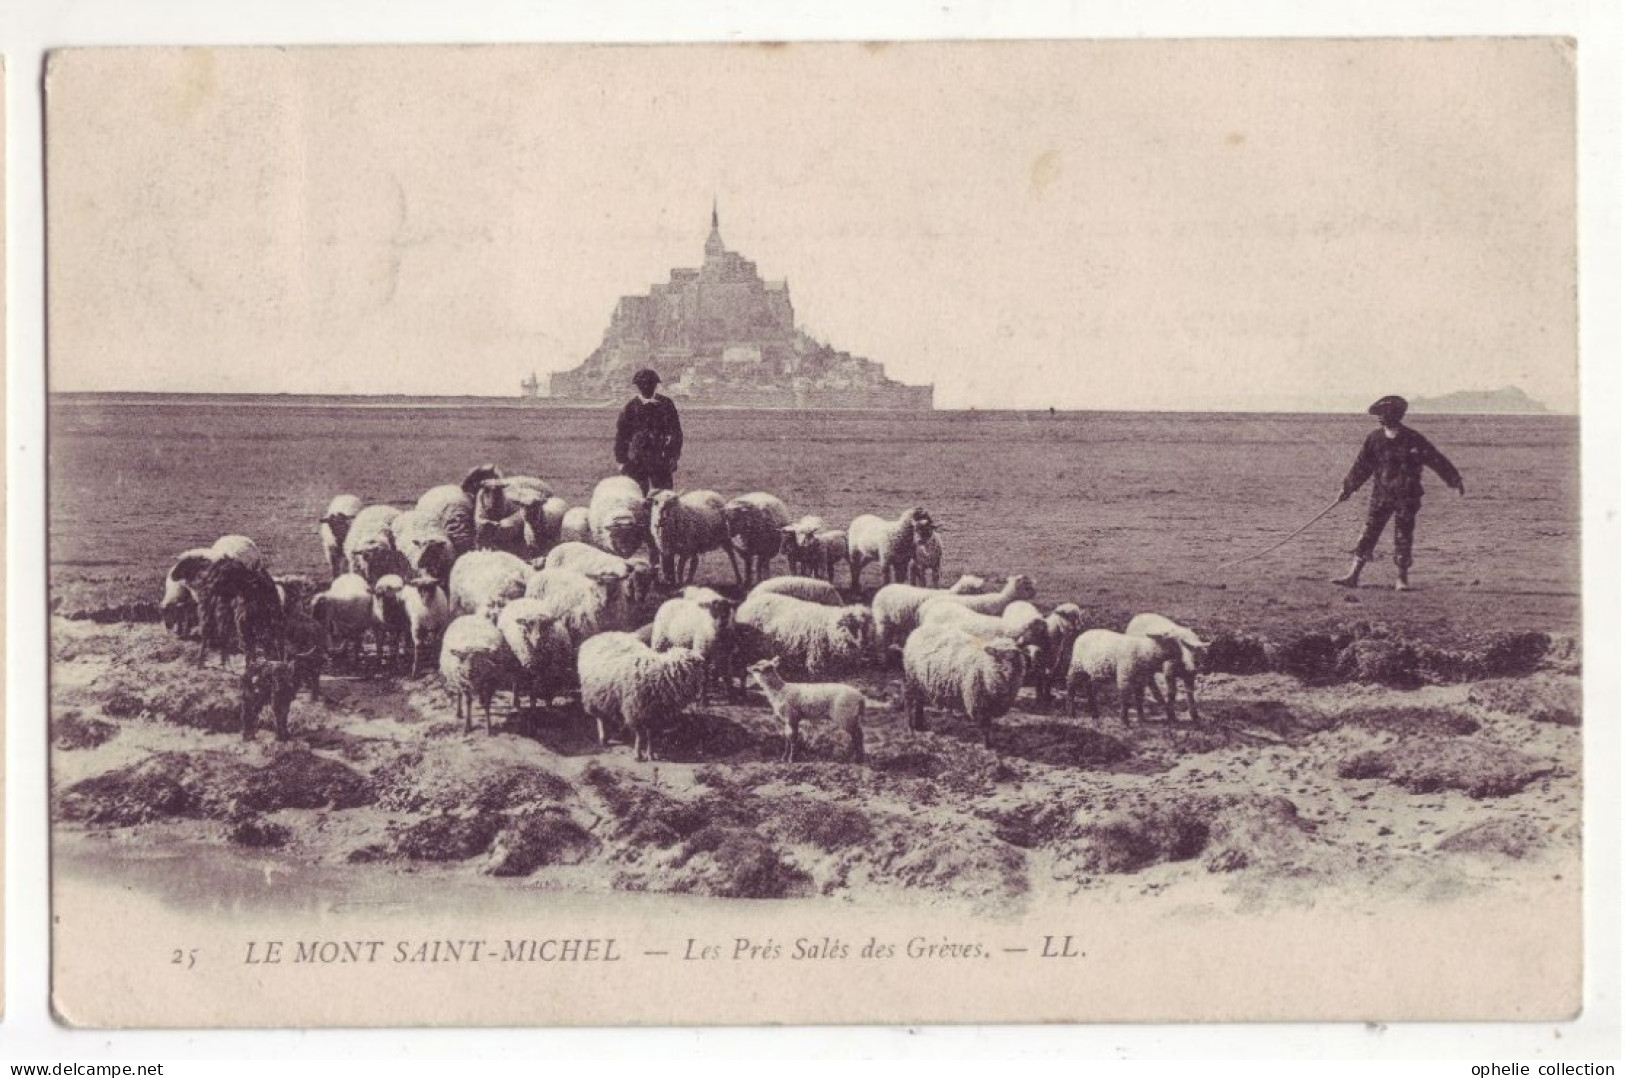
45, 388, 1570, 417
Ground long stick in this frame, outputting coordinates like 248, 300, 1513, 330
1217, 497, 1345, 570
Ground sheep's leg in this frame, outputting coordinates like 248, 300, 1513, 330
724, 547, 743, 589
1085, 679, 1100, 721
1183, 672, 1200, 722
1147, 677, 1171, 721
1065, 674, 1078, 719
481, 689, 494, 736
783, 715, 799, 763
273, 691, 293, 741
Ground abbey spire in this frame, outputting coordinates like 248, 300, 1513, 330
704, 197, 725, 259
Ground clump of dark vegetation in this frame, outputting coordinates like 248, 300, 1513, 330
671, 826, 811, 899
766, 799, 875, 851
394, 812, 505, 862
1436, 817, 1551, 859
1337, 705, 1479, 738
57, 753, 193, 826
1337, 738, 1552, 798
1467, 678, 1582, 727
228, 815, 292, 849
1203, 624, 1559, 688
53, 709, 119, 751
1061, 793, 1315, 876
487, 810, 599, 876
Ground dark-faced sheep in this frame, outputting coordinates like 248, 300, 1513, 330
318, 494, 364, 580
589, 475, 651, 559
440, 614, 516, 735
195, 558, 286, 669
724, 492, 793, 589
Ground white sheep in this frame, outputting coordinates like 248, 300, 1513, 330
209, 534, 266, 571
415, 484, 476, 555
589, 475, 651, 558
344, 505, 408, 584
914, 573, 1036, 617
723, 492, 793, 588
400, 574, 452, 678
558, 506, 593, 545
312, 572, 374, 666
918, 597, 1049, 652
778, 515, 828, 576
648, 489, 738, 587
1034, 603, 1087, 704
388, 508, 457, 583
318, 494, 364, 580
541, 540, 634, 580
1066, 628, 1184, 723
750, 575, 844, 606
869, 574, 992, 657
847, 507, 936, 590
907, 531, 943, 587
577, 632, 705, 762
901, 623, 1028, 749
496, 597, 574, 710
160, 546, 216, 637
747, 656, 881, 763
440, 614, 516, 735
1126, 613, 1213, 721
651, 587, 735, 704
733, 591, 873, 680
524, 566, 633, 648
446, 550, 530, 618
371, 574, 412, 669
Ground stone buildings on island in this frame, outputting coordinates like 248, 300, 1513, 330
544, 206, 933, 410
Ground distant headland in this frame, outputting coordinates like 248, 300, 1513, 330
538, 204, 934, 411
1409, 386, 1550, 414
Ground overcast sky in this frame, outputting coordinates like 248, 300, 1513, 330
46, 40, 1577, 412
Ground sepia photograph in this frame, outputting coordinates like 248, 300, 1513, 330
42, 39, 1591, 1029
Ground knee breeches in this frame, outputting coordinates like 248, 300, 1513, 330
1353, 500, 1419, 568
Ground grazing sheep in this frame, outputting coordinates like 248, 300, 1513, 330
401, 574, 452, 678
311, 573, 374, 667
1066, 629, 1183, 723
748, 656, 881, 763
648, 489, 738, 587
496, 597, 574, 710
195, 558, 285, 669
901, 623, 1027, 749
907, 531, 943, 588
558, 506, 593, 546
239, 651, 321, 742
589, 475, 651, 558
160, 547, 215, 637
750, 575, 844, 607
914, 574, 1036, 617
779, 515, 828, 577
847, 507, 936, 590
541, 541, 635, 581
389, 509, 457, 583
918, 597, 1049, 652
440, 614, 516, 735
415, 484, 476, 555
733, 592, 873, 679
869, 575, 993, 657
724, 492, 793, 588
524, 566, 633, 648
209, 534, 266, 571
651, 587, 735, 704
446, 550, 530, 618
318, 494, 364, 580
370, 574, 412, 670
1126, 613, 1213, 721
344, 505, 407, 584
1034, 603, 1087, 704
577, 632, 705, 762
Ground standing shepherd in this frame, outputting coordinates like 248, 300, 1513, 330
1331, 395, 1465, 591
614, 368, 684, 494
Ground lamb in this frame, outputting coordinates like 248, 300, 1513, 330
732, 591, 873, 680
160, 547, 215, 637
318, 494, 364, 580
1033, 603, 1087, 704
439, 614, 516, 735
750, 575, 844, 607
496, 597, 575, 710
647, 489, 738, 587
913, 573, 1036, 617
1125, 613, 1213, 721
370, 574, 412, 670
802, 529, 850, 585
388, 509, 457, 583
415, 484, 476, 555
195, 557, 286, 669
779, 515, 827, 576
901, 623, 1027, 749
577, 632, 705, 762
747, 657, 881, 763
868, 574, 992, 657
344, 504, 408, 584
723, 492, 792, 588
1066, 629, 1184, 723
400, 574, 452, 678
558, 506, 593, 546
446, 550, 530, 619
651, 587, 735, 704
589, 475, 651, 558
847, 507, 936, 590
523, 566, 633, 648
907, 530, 943, 588
311, 573, 375, 667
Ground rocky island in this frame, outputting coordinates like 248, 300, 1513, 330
543, 207, 933, 410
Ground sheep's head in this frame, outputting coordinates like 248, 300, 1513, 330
408, 574, 442, 603
410, 538, 455, 584
1005, 574, 1038, 601
1051, 603, 1086, 631
746, 656, 784, 690
160, 592, 198, 637
318, 514, 353, 544
474, 480, 509, 522
460, 463, 504, 496
1143, 629, 1185, 660
1012, 617, 1048, 650
604, 521, 645, 558
1178, 633, 1212, 673
837, 607, 874, 650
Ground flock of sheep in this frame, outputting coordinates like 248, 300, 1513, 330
156, 465, 1213, 761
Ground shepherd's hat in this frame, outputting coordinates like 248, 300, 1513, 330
1367, 395, 1408, 421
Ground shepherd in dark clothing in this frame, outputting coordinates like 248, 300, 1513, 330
615, 368, 684, 494
1331, 395, 1465, 591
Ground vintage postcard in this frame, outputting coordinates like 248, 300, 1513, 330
46, 41, 1584, 1028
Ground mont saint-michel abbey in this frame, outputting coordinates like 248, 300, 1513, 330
544, 207, 934, 410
